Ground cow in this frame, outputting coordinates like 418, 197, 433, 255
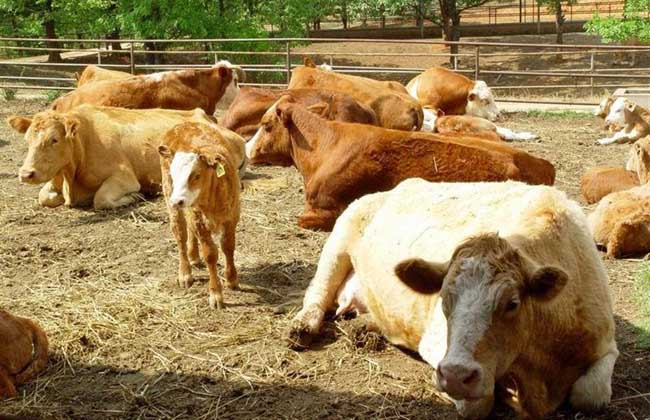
422, 107, 537, 142
7, 104, 245, 209
407, 66, 500, 122
75, 65, 131, 87
598, 99, 650, 145
289, 178, 618, 419
626, 135, 650, 181
221, 87, 378, 139
158, 122, 242, 309
580, 167, 639, 204
213, 60, 246, 110
246, 99, 555, 231
0, 310, 49, 399
594, 96, 623, 133
51, 63, 238, 114
588, 183, 650, 258
288, 59, 423, 131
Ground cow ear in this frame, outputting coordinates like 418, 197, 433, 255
525, 266, 568, 302
276, 104, 293, 127
394, 258, 446, 295
63, 117, 79, 138
306, 102, 330, 118
6, 116, 32, 134
304, 57, 316, 68
201, 151, 226, 173
158, 145, 172, 158
626, 102, 636, 112
217, 66, 230, 79
436, 109, 445, 117
468, 93, 477, 102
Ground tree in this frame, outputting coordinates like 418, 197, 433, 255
536, 0, 576, 45
585, 0, 650, 44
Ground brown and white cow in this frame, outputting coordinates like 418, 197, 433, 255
288, 60, 423, 131
75, 65, 131, 87
7, 105, 244, 209
158, 122, 242, 309
422, 107, 537, 142
580, 167, 639, 205
407, 67, 500, 122
52, 63, 237, 114
289, 179, 617, 419
598, 99, 650, 145
0, 310, 49, 399
594, 96, 624, 133
221, 87, 378, 139
247, 99, 554, 231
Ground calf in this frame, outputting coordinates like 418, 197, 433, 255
422, 107, 537, 142
0, 310, 49, 399
221, 87, 378, 139
289, 179, 617, 419
288, 60, 422, 131
598, 99, 650, 145
580, 167, 639, 204
588, 183, 650, 258
247, 99, 555, 231
52, 63, 236, 114
594, 96, 623, 133
7, 105, 243, 209
407, 66, 500, 121
75, 65, 131, 87
159, 122, 242, 309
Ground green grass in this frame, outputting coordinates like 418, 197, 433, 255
2, 88, 16, 101
633, 264, 650, 348
522, 110, 593, 119
45, 90, 62, 103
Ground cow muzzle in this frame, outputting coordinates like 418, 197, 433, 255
18, 168, 39, 184
436, 360, 484, 401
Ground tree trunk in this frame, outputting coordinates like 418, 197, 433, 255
380, 5, 386, 28
341, 0, 348, 29
218, 0, 225, 16
555, 0, 564, 44
107, 29, 122, 51
43, 0, 62, 63
441, 1, 462, 66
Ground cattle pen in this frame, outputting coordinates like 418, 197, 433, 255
1, 34, 650, 104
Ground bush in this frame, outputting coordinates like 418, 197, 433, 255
2, 88, 17, 101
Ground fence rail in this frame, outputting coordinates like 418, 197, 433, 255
1, 36, 649, 103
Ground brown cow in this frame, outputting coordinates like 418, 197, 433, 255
7, 105, 244, 209
159, 122, 242, 309
221, 87, 378, 139
598, 99, 650, 145
75, 65, 131, 87
52, 64, 236, 114
288, 60, 423, 131
289, 179, 617, 419
407, 66, 500, 121
0, 310, 49, 399
580, 167, 639, 204
248, 99, 555, 231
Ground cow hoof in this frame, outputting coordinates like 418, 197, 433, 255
190, 260, 204, 269
225, 280, 239, 290
178, 274, 194, 289
287, 321, 314, 351
287, 305, 325, 351
209, 293, 224, 310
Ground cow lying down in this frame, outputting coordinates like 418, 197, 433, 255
0, 310, 49, 399
421, 108, 538, 142
246, 98, 555, 231
598, 99, 650, 145
289, 179, 617, 419
7, 104, 245, 209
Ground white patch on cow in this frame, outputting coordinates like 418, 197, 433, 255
626, 146, 637, 171
169, 151, 200, 207
598, 127, 640, 145
594, 96, 610, 116
466, 81, 500, 122
318, 63, 333, 71
246, 99, 280, 158
495, 126, 538, 141
407, 77, 420, 101
419, 299, 448, 367
421, 107, 438, 132
335, 272, 367, 317
604, 98, 626, 127
214, 60, 234, 69
145, 71, 169, 82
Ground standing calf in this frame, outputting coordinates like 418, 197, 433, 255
159, 122, 243, 309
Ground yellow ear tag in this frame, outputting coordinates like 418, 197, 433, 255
215, 162, 226, 178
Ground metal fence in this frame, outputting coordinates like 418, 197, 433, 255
1, 36, 649, 104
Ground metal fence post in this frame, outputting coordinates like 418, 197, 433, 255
475, 46, 480, 80
129, 42, 135, 74
590, 51, 595, 96
286, 41, 291, 84
97, 44, 101, 65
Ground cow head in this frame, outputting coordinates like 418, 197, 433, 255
422, 106, 444, 132
394, 234, 567, 402
594, 96, 614, 118
7, 112, 80, 184
604, 97, 627, 128
629, 136, 650, 183
466, 81, 500, 122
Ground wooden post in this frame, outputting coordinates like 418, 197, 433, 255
129, 42, 135, 75
285, 41, 291, 84
475, 46, 480, 80
590, 51, 595, 97
214, 53, 218, 64
97, 43, 101, 65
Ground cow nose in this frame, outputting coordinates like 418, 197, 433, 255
437, 361, 482, 398
172, 199, 185, 208
19, 169, 35, 182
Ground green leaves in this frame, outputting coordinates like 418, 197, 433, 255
586, 0, 650, 43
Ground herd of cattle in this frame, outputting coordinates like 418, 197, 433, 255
2, 56, 650, 419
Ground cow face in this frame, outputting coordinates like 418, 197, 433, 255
604, 98, 627, 128
7, 113, 78, 184
595, 96, 614, 117
466, 81, 500, 122
394, 234, 567, 402
245, 98, 300, 166
422, 107, 444, 132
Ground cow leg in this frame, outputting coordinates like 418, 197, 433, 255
38, 174, 64, 208
93, 170, 141, 209
194, 217, 223, 309
187, 230, 202, 267
298, 206, 341, 231
598, 128, 641, 145
170, 208, 193, 289
220, 221, 238, 290
495, 126, 538, 142
0, 368, 17, 399
570, 342, 618, 412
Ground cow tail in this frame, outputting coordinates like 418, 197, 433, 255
15, 320, 49, 384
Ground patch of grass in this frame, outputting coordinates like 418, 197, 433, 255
2, 88, 16, 101
46, 90, 62, 103
522, 110, 593, 119
634, 263, 650, 348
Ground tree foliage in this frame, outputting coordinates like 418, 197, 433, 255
586, 0, 650, 43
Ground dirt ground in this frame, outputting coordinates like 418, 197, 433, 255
0, 98, 649, 419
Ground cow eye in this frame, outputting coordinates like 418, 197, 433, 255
505, 298, 519, 313
191, 172, 200, 181
51, 137, 58, 145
